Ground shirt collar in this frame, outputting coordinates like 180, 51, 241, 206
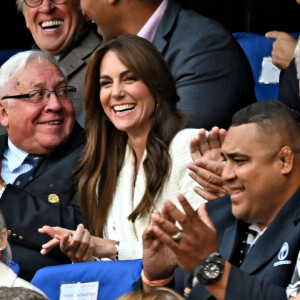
247, 223, 267, 246
4, 139, 28, 172
249, 223, 262, 234
249, 223, 266, 235
137, 0, 168, 42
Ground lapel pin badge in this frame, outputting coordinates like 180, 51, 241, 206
48, 194, 60, 203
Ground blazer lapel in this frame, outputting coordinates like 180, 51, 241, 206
59, 30, 101, 78
152, 0, 180, 53
220, 221, 239, 261
241, 187, 300, 274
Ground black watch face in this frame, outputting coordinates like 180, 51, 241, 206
203, 262, 221, 279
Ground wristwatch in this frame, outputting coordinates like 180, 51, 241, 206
194, 250, 225, 285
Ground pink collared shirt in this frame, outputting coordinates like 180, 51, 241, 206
137, 0, 168, 42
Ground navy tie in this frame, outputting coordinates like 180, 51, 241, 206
13, 155, 45, 188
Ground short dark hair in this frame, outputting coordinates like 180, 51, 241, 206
0, 287, 47, 300
231, 100, 300, 139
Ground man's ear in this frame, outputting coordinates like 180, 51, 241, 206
279, 146, 294, 175
0, 102, 9, 128
0, 228, 8, 250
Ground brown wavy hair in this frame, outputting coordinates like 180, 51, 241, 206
78, 34, 186, 237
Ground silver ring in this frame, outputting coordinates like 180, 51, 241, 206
172, 230, 183, 242
67, 232, 73, 238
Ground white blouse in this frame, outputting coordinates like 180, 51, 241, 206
103, 128, 205, 259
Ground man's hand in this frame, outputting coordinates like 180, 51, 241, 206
190, 127, 226, 162
39, 224, 95, 262
188, 159, 227, 201
151, 195, 218, 273
189, 127, 227, 201
265, 31, 297, 70
142, 208, 178, 282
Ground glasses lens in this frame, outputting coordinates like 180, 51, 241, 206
24, 0, 42, 8
29, 90, 47, 103
24, 0, 66, 7
52, 0, 67, 4
56, 86, 76, 100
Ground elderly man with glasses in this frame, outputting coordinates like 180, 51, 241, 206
0, 50, 86, 281
13, 0, 101, 129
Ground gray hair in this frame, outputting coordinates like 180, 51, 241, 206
0, 287, 48, 300
0, 210, 12, 265
295, 36, 300, 80
0, 50, 67, 100
16, 0, 24, 12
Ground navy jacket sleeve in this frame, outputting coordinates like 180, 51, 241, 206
155, 1, 256, 130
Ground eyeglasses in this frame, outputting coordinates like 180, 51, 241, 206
24, 0, 66, 8
1, 86, 76, 104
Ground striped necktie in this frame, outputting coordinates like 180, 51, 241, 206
13, 154, 45, 188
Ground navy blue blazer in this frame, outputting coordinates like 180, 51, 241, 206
153, 0, 256, 130
174, 187, 300, 299
0, 122, 86, 281
278, 58, 300, 120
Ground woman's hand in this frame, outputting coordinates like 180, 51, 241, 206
39, 225, 119, 262
39, 224, 95, 262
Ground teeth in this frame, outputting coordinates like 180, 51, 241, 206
44, 121, 62, 125
114, 104, 135, 112
41, 20, 63, 29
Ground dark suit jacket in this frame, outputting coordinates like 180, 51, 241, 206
174, 187, 300, 299
0, 123, 86, 281
152, 0, 256, 130
278, 58, 300, 121
58, 27, 102, 120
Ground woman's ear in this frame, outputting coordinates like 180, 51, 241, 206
0, 228, 8, 250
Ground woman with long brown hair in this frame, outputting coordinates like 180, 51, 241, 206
40, 34, 204, 261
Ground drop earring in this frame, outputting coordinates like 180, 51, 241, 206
0, 247, 2, 259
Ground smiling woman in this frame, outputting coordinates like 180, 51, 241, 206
76, 34, 204, 259
40, 34, 205, 262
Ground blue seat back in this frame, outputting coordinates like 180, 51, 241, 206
233, 32, 283, 101
31, 259, 143, 300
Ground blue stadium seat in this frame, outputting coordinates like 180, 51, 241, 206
9, 260, 20, 275
31, 259, 143, 300
233, 32, 298, 101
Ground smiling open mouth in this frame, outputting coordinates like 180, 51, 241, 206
114, 104, 136, 113
41, 121, 62, 125
41, 20, 63, 31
